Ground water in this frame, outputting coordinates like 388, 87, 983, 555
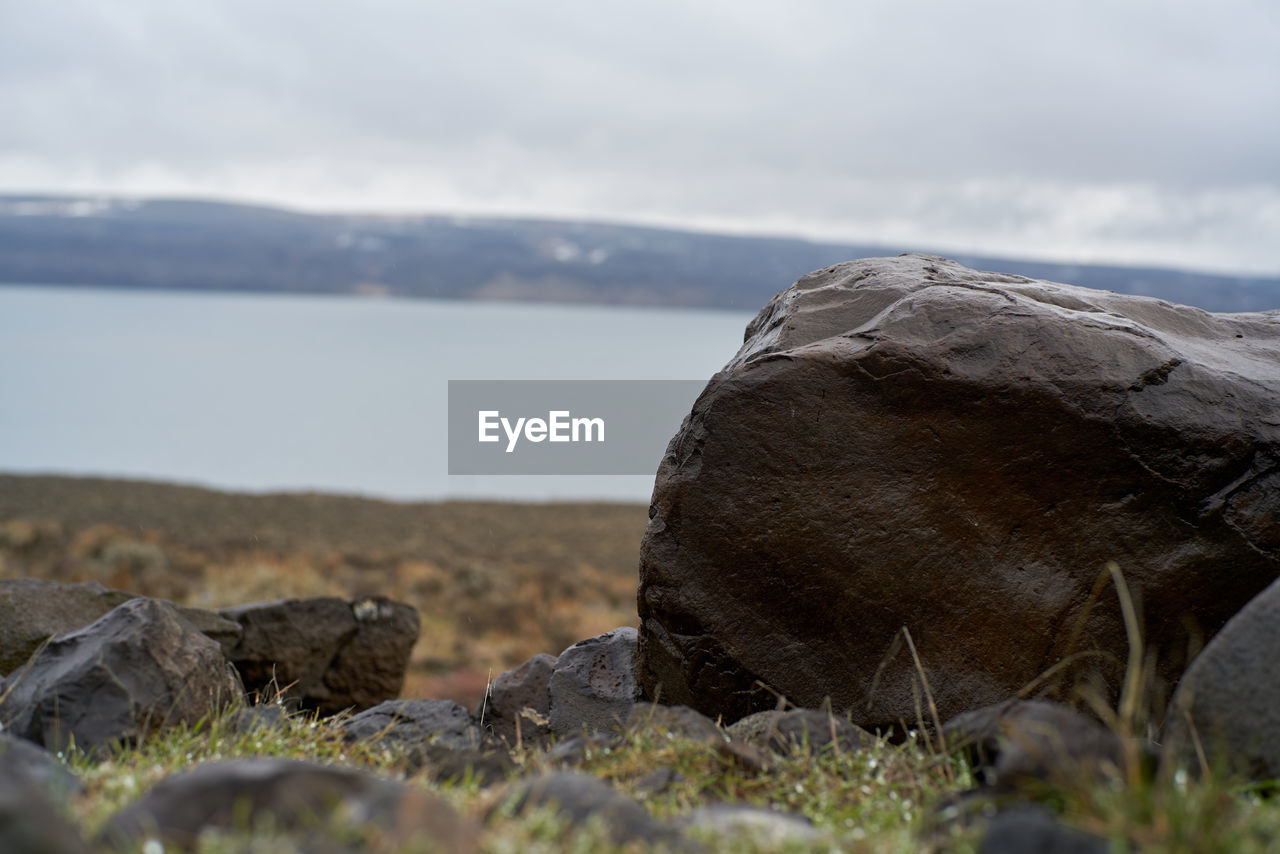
0, 285, 756, 502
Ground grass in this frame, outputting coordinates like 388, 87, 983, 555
30, 698, 1280, 852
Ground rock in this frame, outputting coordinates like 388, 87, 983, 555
548, 628, 641, 737
227, 703, 288, 736
491, 771, 687, 850
727, 708, 878, 756
978, 805, 1112, 854
341, 699, 485, 751
638, 255, 1280, 728
219, 595, 419, 715
97, 757, 480, 853
0, 578, 242, 673
943, 700, 1125, 790
676, 804, 827, 847
476, 652, 557, 747
626, 702, 724, 744
0, 732, 82, 804
0, 772, 93, 854
0, 598, 242, 754
1165, 576, 1280, 781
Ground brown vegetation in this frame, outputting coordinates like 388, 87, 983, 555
0, 474, 647, 708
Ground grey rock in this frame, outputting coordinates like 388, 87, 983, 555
638, 254, 1280, 728
476, 652, 556, 747
943, 700, 1125, 790
492, 771, 687, 850
220, 595, 419, 715
728, 708, 878, 756
626, 702, 724, 744
0, 578, 242, 673
341, 698, 485, 751
979, 805, 1112, 854
1165, 576, 1280, 781
676, 804, 826, 847
0, 598, 243, 754
548, 627, 640, 737
97, 757, 479, 853
0, 732, 82, 804
0, 772, 93, 854
227, 703, 288, 736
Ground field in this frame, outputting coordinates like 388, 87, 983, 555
0, 474, 647, 709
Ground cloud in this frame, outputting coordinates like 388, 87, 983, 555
2, 0, 1277, 273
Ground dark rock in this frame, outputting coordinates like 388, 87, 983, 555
638, 255, 1280, 728
341, 698, 485, 751
675, 804, 826, 847
0, 598, 242, 754
0, 578, 242, 673
227, 703, 289, 736
219, 595, 419, 715
491, 771, 687, 849
548, 627, 640, 737
626, 702, 724, 744
98, 757, 480, 853
0, 732, 82, 803
943, 700, 1125, 790
978, 805, 1112, 854
0, 772, 93, 854
727, 708, 878, 756
476, 652, 556, 747
1165, 576, 1280, 782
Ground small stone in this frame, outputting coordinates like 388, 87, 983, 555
942, 700, 1125, 790
727, 708, 878, 756
97, 758, 479, 853
0, 598, 243, 754
475, 652, 557, 748
491, 771, 687, 850
341, 699, 485, 751
547, 628, 640, 737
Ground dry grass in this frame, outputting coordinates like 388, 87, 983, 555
0, 474, 646, 708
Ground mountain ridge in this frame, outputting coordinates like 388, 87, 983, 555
2, 193, 1277, 313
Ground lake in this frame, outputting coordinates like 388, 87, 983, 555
0, 285, 757, 502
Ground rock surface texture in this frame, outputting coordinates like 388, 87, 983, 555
1164, 575, 1280, 781
220, 596, 419, 715
637, 255, 1280, 728
0, 598, 242, 753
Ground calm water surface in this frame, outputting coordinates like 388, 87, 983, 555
0, 285, 756, 501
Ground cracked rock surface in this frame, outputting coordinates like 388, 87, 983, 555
637, 254, 1280, 729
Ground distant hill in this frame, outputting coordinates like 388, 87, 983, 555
1, 194, 1277, 313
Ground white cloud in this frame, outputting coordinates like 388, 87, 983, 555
1, 0, 1277, 274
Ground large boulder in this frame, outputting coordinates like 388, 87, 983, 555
0, 598, 243, 753
219, 596, 419, 715
0, 578, 242, 674
638, 255, 1280, 728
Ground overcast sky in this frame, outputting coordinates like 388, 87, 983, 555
2, 0, 1277, 274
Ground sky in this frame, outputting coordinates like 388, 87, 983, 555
2, 0, 1278, 276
